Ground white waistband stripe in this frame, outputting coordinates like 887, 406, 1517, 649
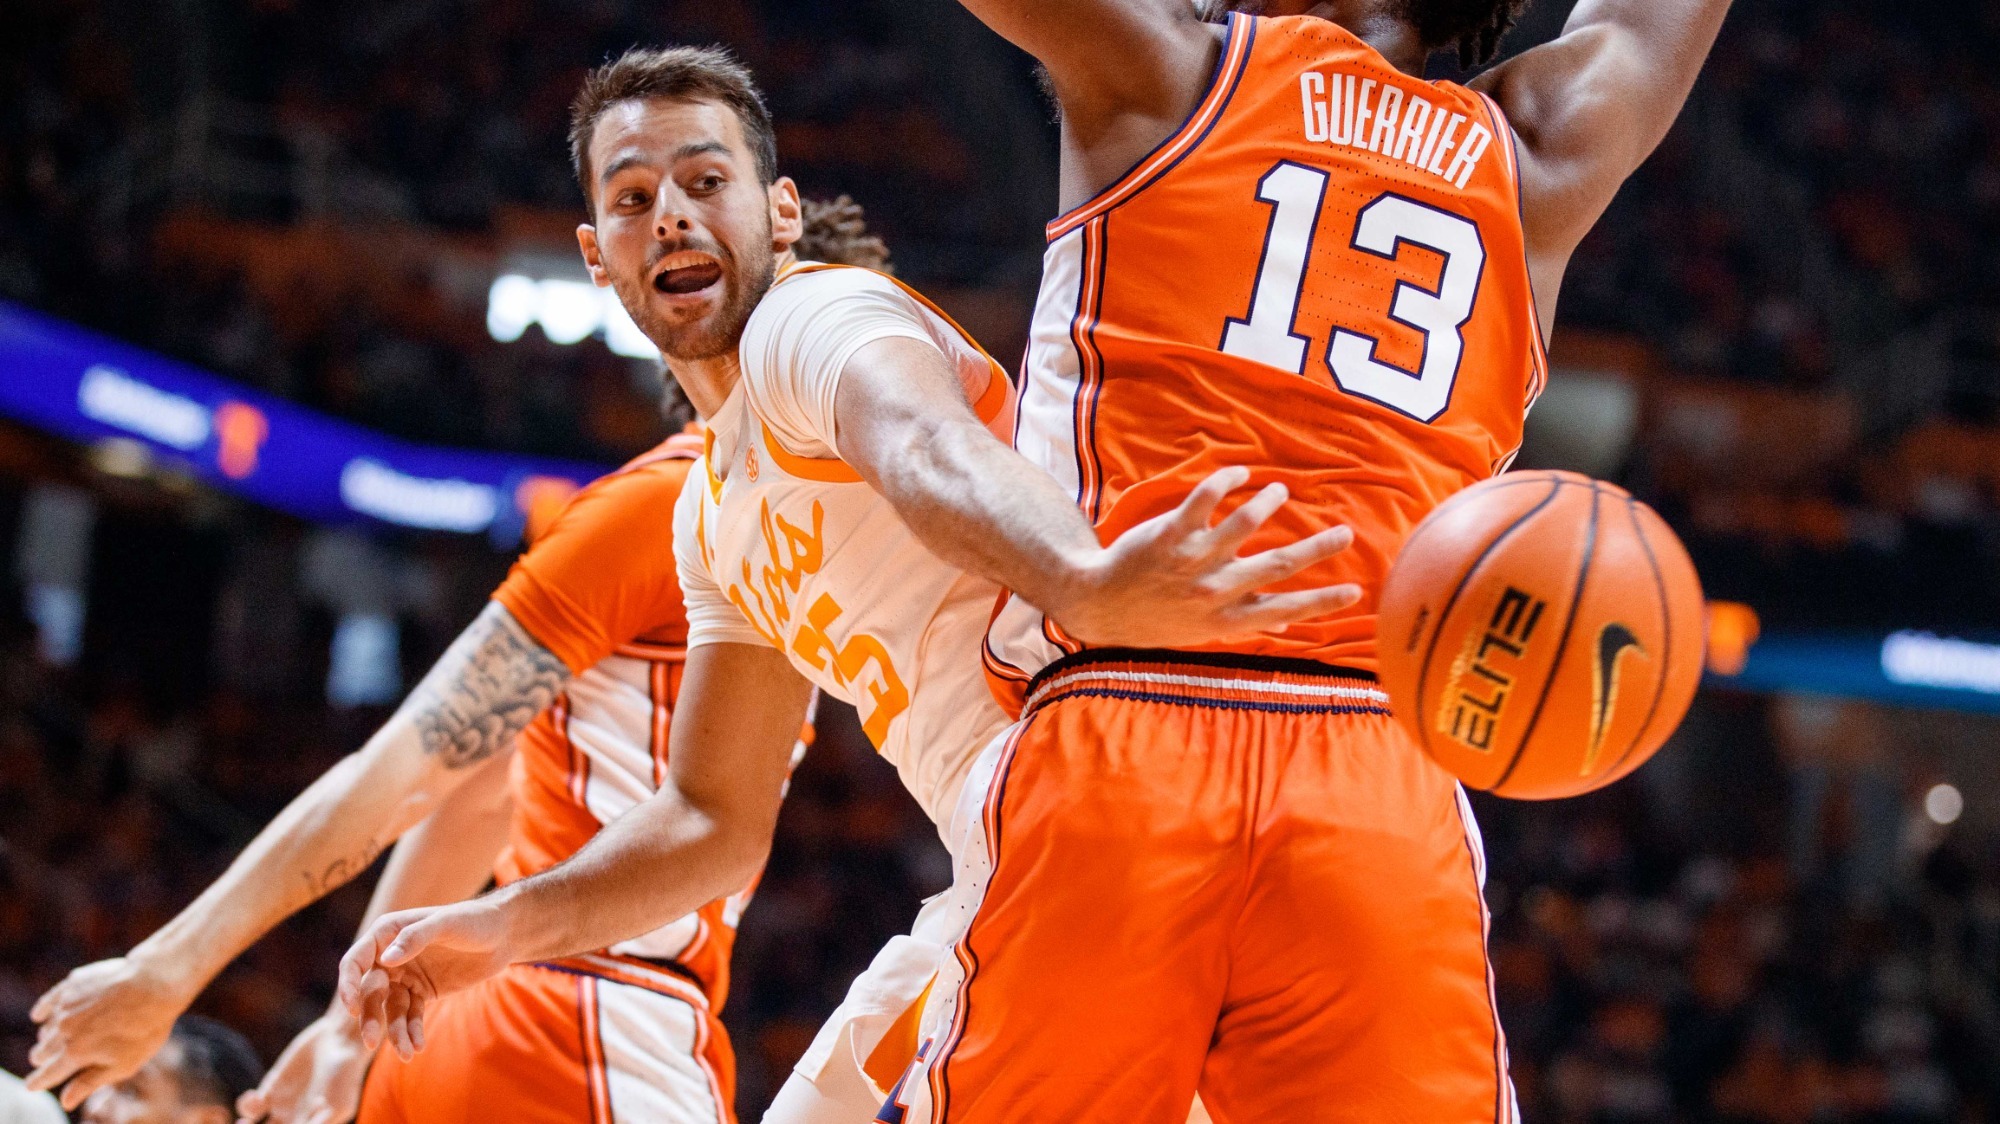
571, 954, 711, 1009
1030, 668, 1390, 707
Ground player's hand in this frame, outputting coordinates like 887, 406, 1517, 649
235, 1009, 370, 1124
26, 955, 195, 1110
1049, 467, 1362, 649
338, 899, 512, 1061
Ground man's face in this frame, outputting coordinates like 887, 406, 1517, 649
577, 98, 801, 362
78, 1046, 225, 1124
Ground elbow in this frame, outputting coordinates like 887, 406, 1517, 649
677, 789, 776, 898
713, 818, 775, 894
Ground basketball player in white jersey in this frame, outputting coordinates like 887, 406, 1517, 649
334, 43, 1355, 1121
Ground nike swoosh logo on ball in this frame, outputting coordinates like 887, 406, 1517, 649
1586, 623, 1642, 773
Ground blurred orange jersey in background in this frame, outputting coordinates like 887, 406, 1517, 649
986, 11, 1548, 705
365, 430, 755, 1124
490, 429, 751, 1005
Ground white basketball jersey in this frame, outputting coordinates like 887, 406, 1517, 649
673, 263, 1015, 826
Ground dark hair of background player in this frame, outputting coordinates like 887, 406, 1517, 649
162, 1016, 264, 1108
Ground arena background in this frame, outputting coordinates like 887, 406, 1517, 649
4, 0, 2000, 1119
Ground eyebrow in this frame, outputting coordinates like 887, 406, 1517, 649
598, 142, 732, 187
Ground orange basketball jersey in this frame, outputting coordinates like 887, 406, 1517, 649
985, 11, 1547, 708
491, 429, 751, 1008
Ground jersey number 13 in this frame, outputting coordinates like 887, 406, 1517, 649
1220, 161, 1484, 423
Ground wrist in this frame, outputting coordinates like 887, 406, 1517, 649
481, 882, 543, 963
125, 934, 211, 1006
319, 999, 364, 1034
1040, 545, 1110, 628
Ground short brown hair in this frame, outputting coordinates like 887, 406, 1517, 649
569, 45, 779, 209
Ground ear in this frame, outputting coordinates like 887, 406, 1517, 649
577, 224, 611, 288
769, 177, 804, 253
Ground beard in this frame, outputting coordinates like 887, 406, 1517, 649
615, 218, 778, 362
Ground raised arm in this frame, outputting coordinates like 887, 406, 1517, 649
1474, 0, 1733, 287
831, 338, 1360, 647
237, 753, 513, 1124
954, 0, 1218, 208
26, 603, 565, 1111
338, 641, 813, 1057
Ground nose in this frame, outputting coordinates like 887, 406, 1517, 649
654, 198, 693, 241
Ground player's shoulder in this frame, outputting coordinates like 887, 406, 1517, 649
755, 261, 908, 321
740, 261, 931, 397
600, 430, 704, 492
529, 431, 701, 545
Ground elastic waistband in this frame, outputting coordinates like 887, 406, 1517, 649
1023, 648, 1391, 719
535, 951, 712, 1007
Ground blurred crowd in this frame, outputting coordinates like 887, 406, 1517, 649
4, 0, 2000, 1119
1477, 693, 2000, 1123
2, 489, 1998, 1120
0, 487, 954, 1113
7, 0, 2000, 579
1564, 0, 2000, 409
1552, 0, 2000, 628
0, 0, 1043, 463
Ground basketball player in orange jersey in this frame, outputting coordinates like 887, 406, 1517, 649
329, 41, 1353, 1124
25, 199, 894, 1124
859, 1, 1733, 1121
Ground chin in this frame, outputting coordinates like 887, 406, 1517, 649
653, 316, 739, 362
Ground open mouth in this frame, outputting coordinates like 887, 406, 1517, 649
653, 251, 724, 296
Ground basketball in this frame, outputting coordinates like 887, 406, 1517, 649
1377, 471, 1706, 800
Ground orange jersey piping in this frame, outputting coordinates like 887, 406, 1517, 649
1473, 90, 1550, 413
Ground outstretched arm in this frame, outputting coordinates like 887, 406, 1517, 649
27, 603, 566, 1110
339, 641, 813, 1057
831, 338, 1359, 648
359, 748, 515, 918
236, 753, 513, 1124
1475, 0, 1733, 289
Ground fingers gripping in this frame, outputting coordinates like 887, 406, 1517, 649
1168, 467, 1252, 536
1218, 525, 1355, 594
1202, 482, 1291, 559
408, 992, 428, 1053
58, 1066, 108, 1111
1227, 584, 1366, 634
339, 912, 416, 1014
385, 987, 415, 1060
29, 980, 61, 1023
26, 1010, 89, 1098
355, 969, 393, 1051
381, 912, 448, 967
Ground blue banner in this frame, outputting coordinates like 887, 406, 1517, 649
0, 301, 609, 543
1710, 630, 2000, 715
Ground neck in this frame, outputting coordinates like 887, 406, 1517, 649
665, 352, 740, 419
1284, 1, 1430, 75
657, 248, 799, 420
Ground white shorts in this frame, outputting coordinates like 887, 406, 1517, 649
760, 893, 954, 1121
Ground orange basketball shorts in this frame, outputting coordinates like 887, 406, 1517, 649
883, 653, 1517, 1124
359, 957, 735, 1124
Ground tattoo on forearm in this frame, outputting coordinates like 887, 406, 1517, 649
303, 838, 388, 897
409, 604, 569, 769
